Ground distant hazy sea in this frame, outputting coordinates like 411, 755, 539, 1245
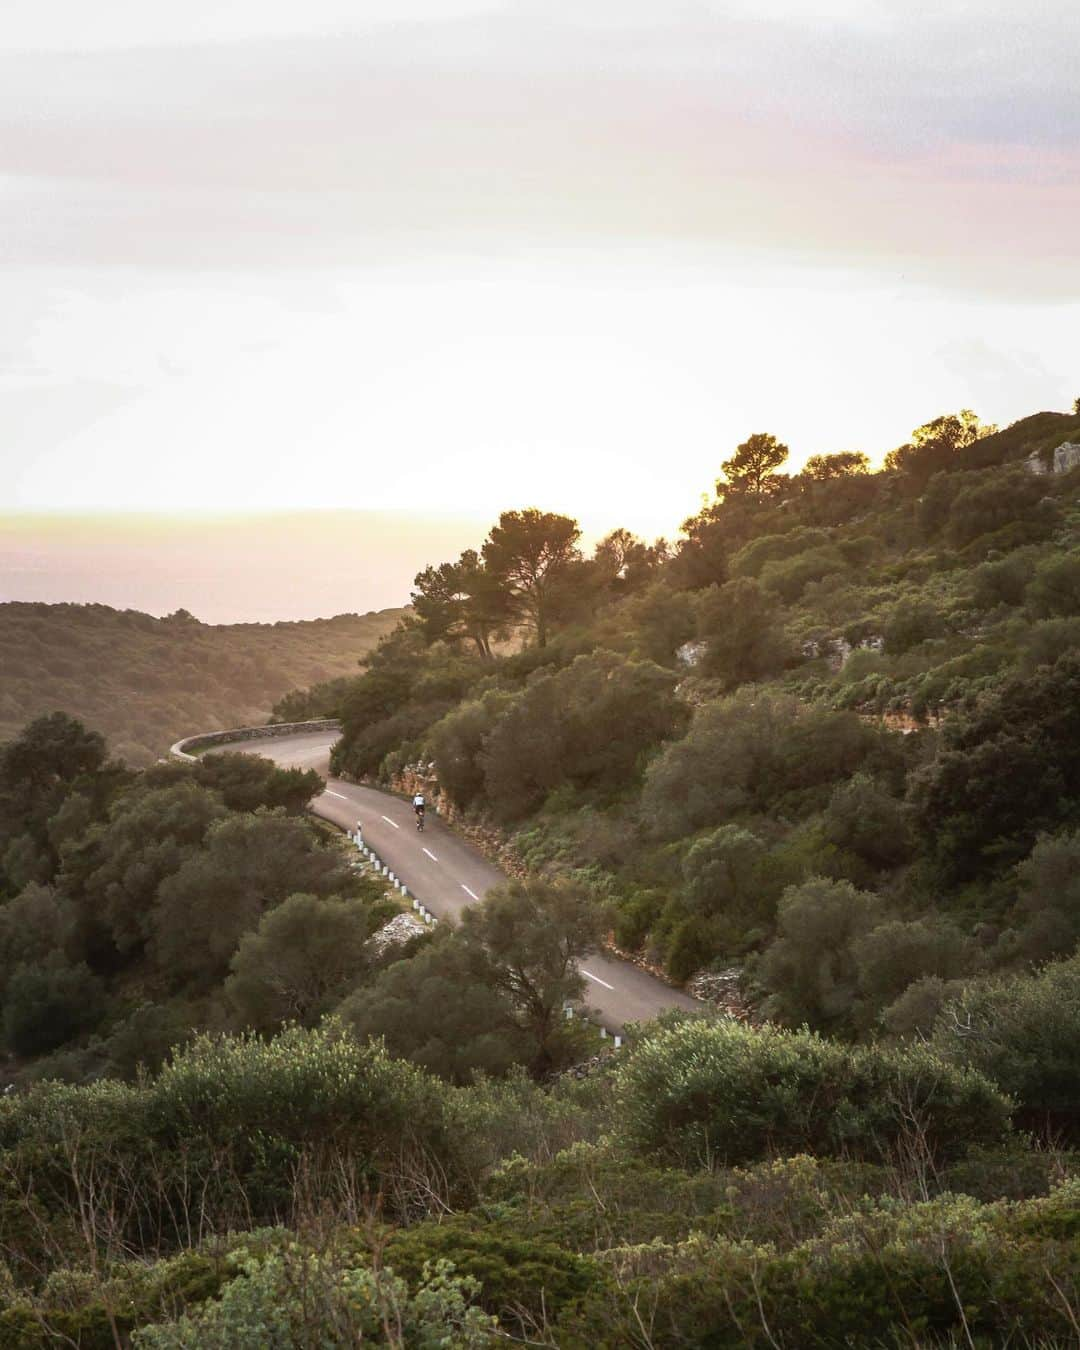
0, 511, 491, 624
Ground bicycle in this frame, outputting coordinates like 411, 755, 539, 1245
415, 809, 425, 833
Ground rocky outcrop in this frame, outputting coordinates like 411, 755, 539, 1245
676, 640, 707, 667
1024, 441, 1080, 475
686, 968, 753, 1020
367, 911, 427, 959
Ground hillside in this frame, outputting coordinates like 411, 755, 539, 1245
313, 404, 1080, 1022
0, 602, 405, 766
4, 405, 1080, 1344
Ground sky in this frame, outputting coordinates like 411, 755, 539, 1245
2, 1, 1079, 617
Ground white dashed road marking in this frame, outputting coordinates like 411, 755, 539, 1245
381, 815, 400, 829
324, 790, 348, 799
422, 848, 439, 862
461, 884, 480, 901
582, 969, 615, 990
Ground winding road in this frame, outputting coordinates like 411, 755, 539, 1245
249, 728, 700, 1032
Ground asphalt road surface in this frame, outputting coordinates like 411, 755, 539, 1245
251, 728, 701, 1032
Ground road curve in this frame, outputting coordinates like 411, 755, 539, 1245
250, 728, 701, 1032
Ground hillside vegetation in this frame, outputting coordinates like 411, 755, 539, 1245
0, 603, 404, 766
4, 403, 1080, 1343
297, 404, 1080, 1032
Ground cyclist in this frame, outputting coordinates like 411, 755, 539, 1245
413, 791, 426, 830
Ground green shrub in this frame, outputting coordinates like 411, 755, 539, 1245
695, 578, 790, 687
133, 1239, 495, 1348
757, 877, 884, 1032
2, 958, 104, 1057
614, 1017, 1010, 1168
931, 956, 1080, 1130
560, 1184, 1080, 1347
1027, 551, 1080, 618
386, 1215, 600, 1326
642, 694, 883, 839
0, 1026, 458, 1242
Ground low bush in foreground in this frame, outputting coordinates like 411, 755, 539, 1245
614, 1016, 1011, 1168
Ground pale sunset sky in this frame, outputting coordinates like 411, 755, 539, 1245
2, 1, 1078, 619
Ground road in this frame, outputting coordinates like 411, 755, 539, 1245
251, 728, 701, 1032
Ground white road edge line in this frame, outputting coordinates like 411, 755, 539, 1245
581, 969, 615, 991
381, 815, 400, 829
461, 884, 480, 901
323, 789, 348, 800
422, 848, 439, 862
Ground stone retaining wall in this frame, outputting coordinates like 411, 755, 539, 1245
170, 719, 341, 762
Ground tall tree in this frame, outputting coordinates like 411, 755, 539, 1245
592, 529, 667, 596
718, 433, 790, 502
411, 549, 509, 660
481, 509, 582, 648
459, 878, 606, 1073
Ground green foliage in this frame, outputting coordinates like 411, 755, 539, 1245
0, 883, 76, 1000
759, 544, 848, 602
882, 597, 946, 654
909, 652, 1080, 882
885, 408, 997, 487
2, 957, 104, 1057
803, 450, 870, 480
225, 891, 387, 1032
729, 527, 831, 580
695, 578, 790, 685
427, 691, 511, 809
341, 931, 529, 1084
152, 811, 359, 988
1027, 550, 1080, 617
386, 1215, 601, 1326
681, 825, 769, 918
0, 1026, 457, 1235
851, 917, 973, 1017
458, 878, 607, 1074
561, 1182, 1080, 1347
718, 431, 790, 501
818, 772, 911, 871
480, 508, 583, 648
642, 692, 882, 839
931, 955, 1080, 1128
1011, 827, 1080, 962
71, 780, 229, 956
171, 752, 324, 814
627, 580, 697, 663
757, 878, 884, 1031
614, 1016, 1010, 1168
411, 547, 511, 660
134, 1240, 495, 1348
480, 651, 685, 821
102, 1002, 194, 1081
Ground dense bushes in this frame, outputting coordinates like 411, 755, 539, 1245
134, 1237, 495, 1348
642, 692, 883, 838
909, 652, 1080, 881
0, 1027, 459, 1251
614, 1017, 1010, 1169
479, 652, 686, 821
560, 1181, 1080, 1347
931, 955, 1080, 1128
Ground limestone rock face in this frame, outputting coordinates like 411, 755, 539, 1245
1025, 441, 1080, 475
676, 640, 707, 667
1053, 441, 1080, 473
